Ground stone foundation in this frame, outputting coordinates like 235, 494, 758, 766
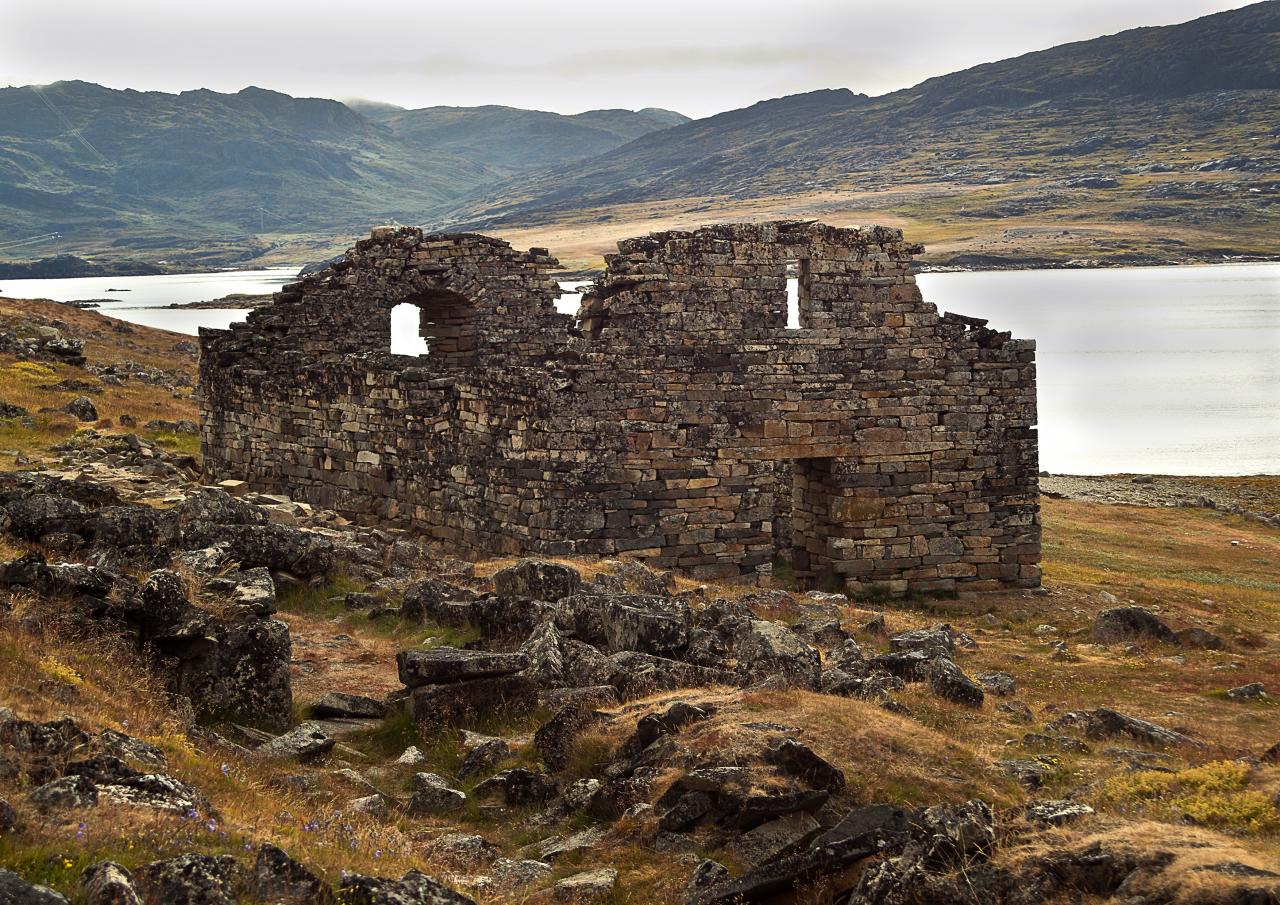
199, 221, 1040, 593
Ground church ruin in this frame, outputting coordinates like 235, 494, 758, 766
199, 222, 1040, 593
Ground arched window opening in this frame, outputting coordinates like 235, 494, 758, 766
388, 289, 477, 364
390, 302, 429, 356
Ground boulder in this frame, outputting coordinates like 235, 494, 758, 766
338, 870, 476, 905
604, 651, 732, 700
134, 854, 244, 905
685, 861, 729, 904
1227, 682, 1267, 700
30, 774, 98, 812
79, 861, 141, 905
64, 395, 99, 422
976, 671, 1016, 696
869, 649, 936, 682
254, 724, 334, 762
767, 738, 845, 792
400, 578, 471, 625
687, 802, 909, 905
1026, 799, 1095, 826
927, 658, 985, 708
396, 648, 526, 687
1176, 627, 1225, 649
730, 789, 830, 831
249, 844, 335, 905
1047, 707, 1199, 748
731, 811, 821, 867
492, 560, 581, 602
1090, 607, 1177, 644
203, 567, 276, 615
408, 773, 466, 815
555, 593, 689, 655
472, 768, 559, 807
0, 869, 70, 905
537, 826, 606, 862
309, 692, 386, 720
889, 624, 955, 658
169, 613, 294, 730
0, 795, 15, 834
659, 790, 715, 831
491, 859, 553, 892
2, 494, 90, 541
553, 868, 617, 902
457, 738, 511, 779
734, 620, 821, 687
534, 705, 609, 772
407, 676, 538, 730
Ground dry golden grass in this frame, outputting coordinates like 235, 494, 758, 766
0, 296, 200, 466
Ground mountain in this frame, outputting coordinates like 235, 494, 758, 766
452, 1, 1280, 235
364, 104, 690, 174
0, 83, 685, 263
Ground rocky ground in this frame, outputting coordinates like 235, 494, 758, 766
0, 295, 1277, 905
1043, 475, 1280, 527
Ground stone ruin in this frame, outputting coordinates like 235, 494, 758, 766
199, 221, 1039, 593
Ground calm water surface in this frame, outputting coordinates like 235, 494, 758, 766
2, 264, 1276, 476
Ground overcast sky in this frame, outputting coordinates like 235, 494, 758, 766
0, 0, 1256, 118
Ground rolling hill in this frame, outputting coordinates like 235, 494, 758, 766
452, 1, 1280, 226
0, 83, 685, 264
357, 103, 689, 174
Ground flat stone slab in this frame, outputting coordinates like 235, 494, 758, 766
309, 692, 387, 720
397, 647, 527, 688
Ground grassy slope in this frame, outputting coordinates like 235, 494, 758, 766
0, 299, 1276, 902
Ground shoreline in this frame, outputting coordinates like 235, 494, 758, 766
1041, 473, 1280, 528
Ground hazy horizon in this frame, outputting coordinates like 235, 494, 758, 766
0, 0, 1259, 119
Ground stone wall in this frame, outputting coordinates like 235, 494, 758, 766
199, 222, 1040, 593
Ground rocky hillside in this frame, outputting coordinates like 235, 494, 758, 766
457, 2, 1280, 219
0, 295, 1277, 904
0, 83, 684, 265
360, 104, 689, 175
450, 2, 1280, 267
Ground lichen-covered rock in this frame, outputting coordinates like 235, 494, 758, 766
1090, 606, 1177, 644
134, 854, 244, 905
1047, 707, 1198, 748
396, 648, 526, 687
0, 868, 70, 905
407, 676, 538, 730
733, 620, 820, 687
927, 658, 985, 708
554, 593, 689, 656
768, 738, 846, 792
254, 724, 334, 762
553, 868, 617, 902
472, 768, 559, 807
64, 395, 99, 422
30, 774, 98, 812
339, 869, 476, 905
248, 843, 334, 905
408, 773, 466, 814
80, 861, 142, 905
309, 692, 386, 720
493, 560, 581, 602
888, 624, 955, 658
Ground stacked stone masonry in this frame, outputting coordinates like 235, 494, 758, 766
199, 221, 1040, 593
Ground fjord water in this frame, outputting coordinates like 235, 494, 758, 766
0, 268, 297, 334
916, 263, 1279, 477
2, 263, 1276, 476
